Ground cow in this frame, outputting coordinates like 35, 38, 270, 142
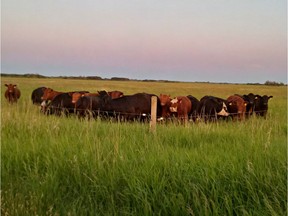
31, 87, 47, 105
187, 95, 200, 122
254, 95, 273, 117
41, 88, 63, 102
197, 96, 229, 122
226, 95, 247, 121
5, 84, 21, 103
72, 92, 100, 104
108, 90, 124, 99
242, 93, 258, 116
43, 92, 75, 116
169, 96, 192, 123
75, 91, 109, 118
99, 92, 162, 121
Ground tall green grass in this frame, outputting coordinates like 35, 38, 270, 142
1, 78, 287, 215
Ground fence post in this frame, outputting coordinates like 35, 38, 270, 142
150, 96, 157, 133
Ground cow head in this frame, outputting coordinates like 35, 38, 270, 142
169, 98, 180, 113
217, 102, 229, 116
41, 88, 55, 101
72, 92, 84, 104
159, 94, 171, 106
261, 95, 273, 106
5, 84, 17, 93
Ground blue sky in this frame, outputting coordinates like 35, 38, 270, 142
2, 0, 287, 83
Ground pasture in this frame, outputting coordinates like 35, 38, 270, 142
1, 77, 287, 215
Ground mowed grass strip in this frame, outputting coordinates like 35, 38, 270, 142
1, 77, 287, 215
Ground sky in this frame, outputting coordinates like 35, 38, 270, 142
2, 0, 287, 83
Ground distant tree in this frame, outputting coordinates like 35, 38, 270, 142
264, 80, 285, 86
110, 77, 130, 81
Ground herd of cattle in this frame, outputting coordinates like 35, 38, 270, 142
5, 83, 273, 123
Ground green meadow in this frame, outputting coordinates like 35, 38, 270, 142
1, 77, 287, 215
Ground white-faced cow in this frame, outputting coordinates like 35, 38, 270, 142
169, 96, 192, 124
197, 96, 229, 122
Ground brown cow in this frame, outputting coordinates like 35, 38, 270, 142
41, 88, 63, 101
108, 90, 124, 99
5, 84, 21, 103
227, 95, 247, 121
169, 96, 192, 123
72, 92, 100, 104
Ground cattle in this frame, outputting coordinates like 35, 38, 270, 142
108, 90, 124, 99
75, 91, 109, 118
43, 93, 75, 116
5, 84, 21, 103
41, 88, 63, 101
187, 95, 200, 122
72, 92, 100, 104
159, 94, 172, 119
197, 96, 229, 122
242, 93, 258, 116
31, 87, 47, 105
99, 92, 162, 121
226, 95, 247, 121
169, 96, 192, 123
254, 95, 273, 117
72, 90, 123, 105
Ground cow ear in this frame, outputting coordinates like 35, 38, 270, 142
269, 96, 273, 99
13, 85, 17, 88
229, 102, 232, 106
244, 102, 247, 106
5, 84, 8, 87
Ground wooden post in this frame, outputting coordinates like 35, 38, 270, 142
150, 96, 157, 133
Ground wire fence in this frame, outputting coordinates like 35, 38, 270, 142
40, 104, 268, 121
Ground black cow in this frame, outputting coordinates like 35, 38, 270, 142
75, 91, 109, 118
100, 92, 162, 121
197, 96, 229, 122
31, 87, 47, 105
43, 93, 74, 116
241, 93, 258, 116
187, 95, 200, 122
254, 95, 273, 117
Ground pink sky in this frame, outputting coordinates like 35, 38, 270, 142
2, 0, 287, 83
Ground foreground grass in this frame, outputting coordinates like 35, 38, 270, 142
1, 78, 287, 215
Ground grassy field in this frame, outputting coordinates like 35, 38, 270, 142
1, 77, 287, 215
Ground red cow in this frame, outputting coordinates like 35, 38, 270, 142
5, 84, 21, 103
169, 96, 192, 123
72, 92, 100, 104
227, 95, 247, 121
41, 88, 63, 101
108, 90, 124, 99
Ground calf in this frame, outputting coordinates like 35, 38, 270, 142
169, 96, 192, 123
5, 84, 21, 103
227, 95, 247, 121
